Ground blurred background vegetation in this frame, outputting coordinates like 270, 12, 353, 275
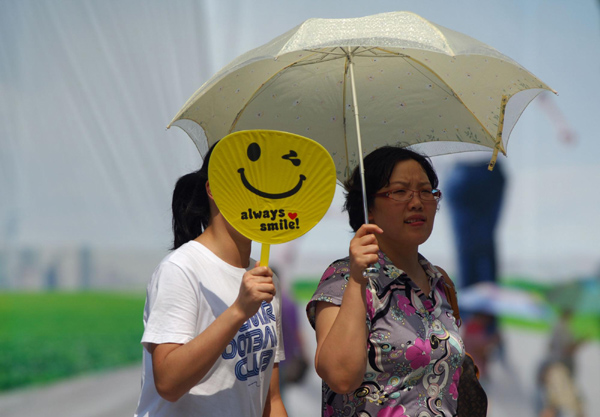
1, 293, 144, 391
3, 277, 598, 392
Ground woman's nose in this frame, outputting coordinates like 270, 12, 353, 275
407, 192, 424, 209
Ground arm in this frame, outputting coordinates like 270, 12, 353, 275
151, 262, 276, 402
313, 224, 383, 394
262, 363, 288, 417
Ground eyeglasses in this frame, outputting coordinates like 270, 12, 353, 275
374, 188, 442, 202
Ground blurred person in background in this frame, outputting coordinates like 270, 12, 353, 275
134, 145, 287, 417
270, 265, 309, 390
536, 308, 586, 417
445, 156, 506, 293
446, 92, 576, 374
279, 291, 309, 388
460, 311, 501, 380
445, 154, 506, 369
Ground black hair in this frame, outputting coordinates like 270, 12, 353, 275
343, 146, 439, 232
171, 144, 216, 250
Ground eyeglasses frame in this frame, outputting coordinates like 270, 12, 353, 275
374, 188, 442, 203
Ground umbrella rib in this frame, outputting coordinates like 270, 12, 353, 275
304, 47, 348, 57
402, 55, 496, 141
402, 57, 456, 97
228, 50, 329, 132
291, 54, 346, 67
361, 47, 407, 58
279, 47, 406, 69
295, 47, 355, 65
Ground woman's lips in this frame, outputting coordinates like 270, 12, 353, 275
404, 215, 426, 225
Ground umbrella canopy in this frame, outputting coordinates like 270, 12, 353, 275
169, 11, 554, 183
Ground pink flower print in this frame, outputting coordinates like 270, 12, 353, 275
449, 383, 459, 400
396, 295, 416, 316
324, 404, 334, 417
405, 338, 432, 370
320, 266, 336, 282
449, 367, 461, 400
453, 367, 461, 384
366, 289, 375, 320
377, 404, 408, 417
423, 299, 434, 312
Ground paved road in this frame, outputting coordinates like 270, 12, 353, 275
0, 365, 141, 417
1, 328, 598, 416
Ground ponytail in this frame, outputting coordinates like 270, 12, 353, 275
171, 144, 216, 250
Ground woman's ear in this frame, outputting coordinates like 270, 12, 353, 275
205, 180, 214, 200
205, 180, 220, 218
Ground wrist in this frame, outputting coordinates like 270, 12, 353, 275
348, 267, 368, 285
346, 274, 368, 292
227, 302, 251, 326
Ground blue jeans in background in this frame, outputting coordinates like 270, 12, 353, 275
445, 161, 506, 290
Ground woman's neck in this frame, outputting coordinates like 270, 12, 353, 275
195, 214, 252, 268
379, 241, 430, 293
378, 240, 422, 277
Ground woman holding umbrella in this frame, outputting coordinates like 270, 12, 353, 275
307, 146, 464, 416
134, 145, 287, 417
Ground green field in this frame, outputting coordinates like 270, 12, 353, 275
0, 292, 145, 391
2, 281, 598, 393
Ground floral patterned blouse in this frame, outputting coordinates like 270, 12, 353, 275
307, 251, 465, 417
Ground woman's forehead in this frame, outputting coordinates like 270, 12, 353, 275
388, 159, 430, 182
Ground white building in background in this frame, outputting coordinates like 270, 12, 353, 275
0, 246, 166, 290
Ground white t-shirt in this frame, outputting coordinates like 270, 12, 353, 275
134, 241, 285, 417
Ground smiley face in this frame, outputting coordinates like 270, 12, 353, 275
238, 143, 307, 199
208, 130, 336, 245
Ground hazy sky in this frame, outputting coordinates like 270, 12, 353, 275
2, 0, 599, 281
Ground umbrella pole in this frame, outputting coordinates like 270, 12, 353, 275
348, 52, 379, 279
347, 54, 369, 225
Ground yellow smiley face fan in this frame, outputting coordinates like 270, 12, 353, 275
209, 130, 337, 266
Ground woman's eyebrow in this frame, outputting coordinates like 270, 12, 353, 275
388, 180, 409, 186
388, 180, 431, 187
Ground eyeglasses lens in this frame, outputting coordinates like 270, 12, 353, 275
389, 190, 440, 202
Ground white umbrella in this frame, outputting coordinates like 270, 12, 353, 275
169, 11, 554, 220
459, 282, 551, 321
